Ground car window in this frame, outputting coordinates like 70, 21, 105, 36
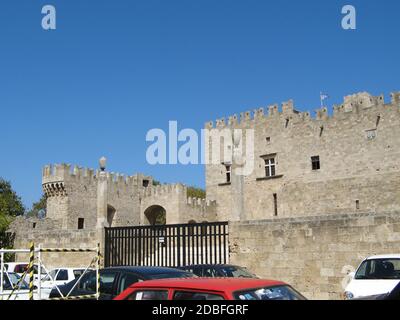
4, 263, 9, 271
14, 264, 28, 274
235, 285, 306, 300
56, 269, 69, 281
100, 271, 118, 295
118, 273, 139, 295
44, 269, 58, 281
79, 272, 97, 291
173, 291, 224, 300
202, 268, 217, 277
355, 259, 400, 280
127, 290, 168, 300
217, 266, 256, 278
73, 269, 85, 279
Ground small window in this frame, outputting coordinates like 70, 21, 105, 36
273, 193, 278, 216
127, 290, 169, 300
264, 158, 276, 177
266, 137, 271, 143
78, 218, 84, 230
173, 291, 224, 300
225, 165, 231, 183
311, 156, 320, 171
142, 180, 149, 187
356, 200, 360, 210
32, 223, 36, 229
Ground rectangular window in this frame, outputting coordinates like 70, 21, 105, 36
78, 218, 85, 230
264, 158, 276, 177
311, 156, 320, 171
225, 165, 231, 183
273, 193, 278, 216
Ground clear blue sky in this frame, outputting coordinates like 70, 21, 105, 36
0, 0, 399, 209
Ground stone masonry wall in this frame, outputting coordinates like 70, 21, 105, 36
229, 211, 400, 300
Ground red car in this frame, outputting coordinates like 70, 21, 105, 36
114, 278, 306, 300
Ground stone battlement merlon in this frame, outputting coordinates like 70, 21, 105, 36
205, 91, 400, 129
141, 183, 187, 198
187, 197, 217, 208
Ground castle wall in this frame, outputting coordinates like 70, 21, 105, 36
229, 211, 400, 300
206, 92, 400, 220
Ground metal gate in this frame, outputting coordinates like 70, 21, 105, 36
104, 222, 229, 268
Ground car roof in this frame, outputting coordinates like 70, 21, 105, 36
103, 266, 189, 274
180, 264, 242, 268
129, 278, 286, 291
366, 254, 400, 260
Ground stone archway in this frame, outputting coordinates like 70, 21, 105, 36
144, 205, 166, 226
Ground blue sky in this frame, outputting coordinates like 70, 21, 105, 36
0, 0, 399, 209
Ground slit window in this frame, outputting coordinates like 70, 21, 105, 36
311, 156, 320, 171
225, 165, 231, 183
273, 193, 278, 216
78, 218, 85, 230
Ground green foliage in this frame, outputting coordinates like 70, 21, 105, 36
0, 178, 25, 220
0, 178, 22, 257
187, 186, 206, 199
26, 194, 47, 219
152, 180, 161, 186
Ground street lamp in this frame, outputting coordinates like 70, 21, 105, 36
99, 157, 107, 171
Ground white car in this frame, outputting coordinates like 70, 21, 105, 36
344, 254, 400, 299
39, 268, 89, 298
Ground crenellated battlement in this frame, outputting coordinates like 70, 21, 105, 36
42, 163, 154, 198
141, 183, 187, 198
205, 91, 400, 129
187, 197, 217, 208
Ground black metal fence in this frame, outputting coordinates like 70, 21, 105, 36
104, 222, 229, 268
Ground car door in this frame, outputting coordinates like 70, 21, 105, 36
114, 272, 141, 297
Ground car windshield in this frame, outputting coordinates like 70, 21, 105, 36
218, 266, 257, 278
235, 285, 306, 300
355, 258, 400, 280
148, 271, 196, 280
2, 273, 29, 290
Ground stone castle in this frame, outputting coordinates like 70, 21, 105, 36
10, 90, 400, 299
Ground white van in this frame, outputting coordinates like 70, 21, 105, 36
344, 254, 400, 299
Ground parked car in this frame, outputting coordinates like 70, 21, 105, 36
179, 264, 258, 278
0, 272, 39, 300
114, 278, 307, 300
352, 281, 400, 300
39, 267, 89, 299
4, 262, 46, 286
49, 266, 195, 300
344, 254, 400, 299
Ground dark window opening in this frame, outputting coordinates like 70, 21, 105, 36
225, 165, 231, 183
266, 137, 271, 143
78, 218, 85, 230
273, 193, 278, 216
32, 223, 36, 229
142, 180, 149, 188
311, 156, 320, 171
356, 200, 360, 210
